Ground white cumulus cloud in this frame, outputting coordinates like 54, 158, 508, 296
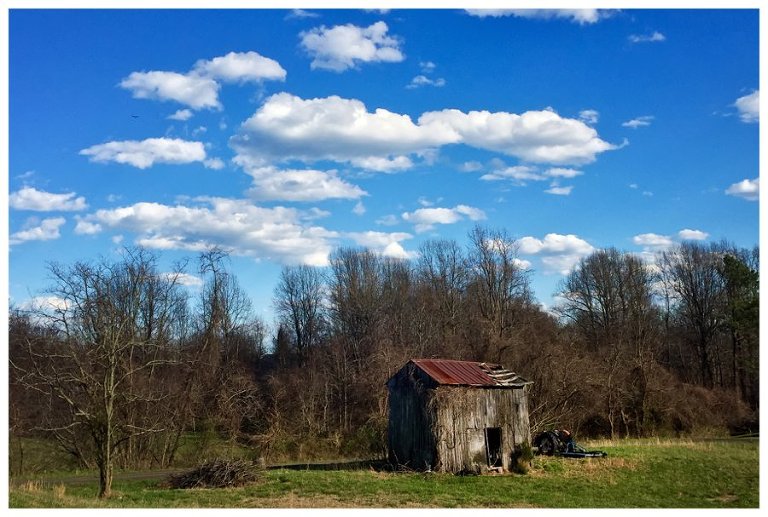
346, 231, 416, 259
420, 107, 616, 164
203, 158, 225, 170
460, 161, 483, 172
519, 233, 593, 255
734, 90, 759, 123
725, 177, 759, 201
352, 201, 366, 215
481, 165, 583, 184
18, 295, 71, 313
518, 233, 595, 274
193, 51, 287, 83
244, 166, 367, 202
10, 217, 66, 245
545, 185, 574, 196
622, 115, 654, 129
164, 272, 204, 287
231, 92, 457, 170
633, 229, 710, 257
300, 21, 404, 72
466, 9, 611, 24
579, 109, 599, 124
406, 75, 446, 89
628, 31, 666, 43
168, 109, 194, 121
232, 93, 617, 171
545, 167, 583, 179
121, 51, 286, 110
481, 165, 545, 183
285, 9, 319, 20
678, 229, 709, 241
120, 71, 221, 110
376, 214, 399, 226
80, 138, 210, 169
78, 198, 338, 266
350, 155, 414, 172
10, 187, 87, 212
633, 232, 675, 249
401, 204, 486, 233
74, 219, 102, 235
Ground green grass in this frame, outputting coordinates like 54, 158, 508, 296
8, 436, 82, 477
9, 438, 759, 508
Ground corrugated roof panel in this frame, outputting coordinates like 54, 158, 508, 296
411, 359, 531, 388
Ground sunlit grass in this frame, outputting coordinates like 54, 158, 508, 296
9, 438, 758, 508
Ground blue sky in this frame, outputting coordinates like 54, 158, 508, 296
6, 7, 761, 323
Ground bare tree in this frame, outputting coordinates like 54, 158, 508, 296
198, 248, 255, 368
465, 226, 531, 361
555, 248, 661, 436
328, 247, 383, 362
274, 265, 327, 366
659, 242, 725, 388
10, 248, 188, 497
326, 247, 385, 431
195, 248, 264, 439
557, 248, 659, 356
416, 239, 468, 343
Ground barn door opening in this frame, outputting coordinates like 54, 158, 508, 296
485, 427, 502, 468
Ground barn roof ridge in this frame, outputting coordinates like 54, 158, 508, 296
408, 358, 532, 388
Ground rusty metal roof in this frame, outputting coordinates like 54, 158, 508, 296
410, 359, 531, 388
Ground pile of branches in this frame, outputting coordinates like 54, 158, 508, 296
167, 459, 261, 489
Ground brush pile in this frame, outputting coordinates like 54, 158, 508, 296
167, 459, 261, 489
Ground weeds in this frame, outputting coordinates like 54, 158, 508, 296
52, 484, 66, 499
17, 480, 43, 492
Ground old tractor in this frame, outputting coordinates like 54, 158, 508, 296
533, 429, 607, 458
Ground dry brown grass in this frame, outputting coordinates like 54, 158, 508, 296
564, 458, 638, 479
17, 480, 43, 492
52, 483, 67, 499
585, 436, 722, 450
528, 453, 640, 485
242, 491, 430, 508
711, 494, 739, 504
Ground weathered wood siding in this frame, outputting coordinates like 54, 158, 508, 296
386, 363, 439, 470
432, 386, 531, 473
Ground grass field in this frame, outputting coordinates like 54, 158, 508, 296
8, 438, 759, 508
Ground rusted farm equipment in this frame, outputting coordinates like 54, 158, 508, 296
533, 429, 607, 458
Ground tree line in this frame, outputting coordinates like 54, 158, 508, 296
9, 226, 758, 497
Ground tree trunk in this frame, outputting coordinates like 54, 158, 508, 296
98, 405, 114, 498
730, 328, 741, 397
98, 466, 113, 498
699, 333, 713, 388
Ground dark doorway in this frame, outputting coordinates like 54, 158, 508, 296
485, 427, 502, 467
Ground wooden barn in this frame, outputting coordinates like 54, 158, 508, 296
386, 359, 532, 473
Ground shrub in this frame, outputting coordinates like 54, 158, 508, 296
510, 443, 534, 475
341, 421, 386, 458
